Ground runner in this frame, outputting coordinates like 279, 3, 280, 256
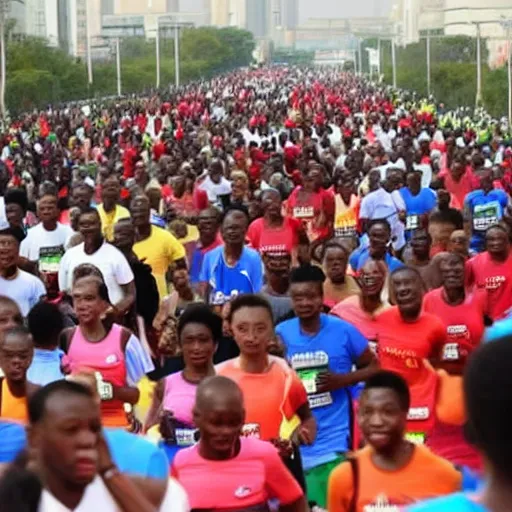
0, 227, 46, 316
97, 175, 130, 242
376, 267, 446, 439
199, 206, 263, 307
466, 224, 512, 320
408, 338, 512, 511
322, 241, 360, 309
332, 166, 360, 246
328, 371, 462, 512
62, 275, 153, 427
0, 326, 38, 423
276, 265, 377, 508
331, 259, 390, 353
172, 375, 307, 512
131, 195, 187, 300
145, 304, 221, 461
58, 208, 136, 318
26, 302, 65, 386
0, 296, 23, 336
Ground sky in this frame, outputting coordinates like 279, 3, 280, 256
184, 0, 393, 22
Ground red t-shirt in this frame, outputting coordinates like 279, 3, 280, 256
376, 307, 445, 434
438, 167, 479, 210
423, 287, 487, 372
466, 251, 512, 320
286, 187, 334, 242
247, 217, 301, 256
172, 437, 303, 510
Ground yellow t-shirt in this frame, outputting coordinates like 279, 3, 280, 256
133, 226, 186, 299
97, 204, 130, 242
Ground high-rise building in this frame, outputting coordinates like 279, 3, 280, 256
210, 0, 230, 26
280, 0, 298, 30
245, 0, 270, 38
167, 0, 180, 12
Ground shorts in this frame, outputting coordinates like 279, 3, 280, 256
305, 454, 346, 509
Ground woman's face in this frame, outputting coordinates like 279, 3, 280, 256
323, 247, 348, 283
360, 260, 386, 296
180, 322, 216, 368
6, 203, 24, 228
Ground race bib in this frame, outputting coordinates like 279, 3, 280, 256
175, 428, 198, 447
442, 343, 460, 361
407, 407, 430, 421
241, 423, 261, 439
39, 245, 65, 273
405, 214, 419, 231
405, 432, 426, 445
293, 206, 314, 219
473, 201, 501, 231
291, 351, 333, 410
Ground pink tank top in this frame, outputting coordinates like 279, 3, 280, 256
68, 324, 127, 427
163, 372, 197, 426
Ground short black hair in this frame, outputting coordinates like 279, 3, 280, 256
320, 240, 349, 261
177, 304, 223, 342
486, 224, 509, 237
222, 204, 250, 224
368, 218, 391, 234
0, 226, 25, 244
389, 265, 423, 284
77, 206, 100, 222
290, 264, 326, 285
5, 188, 28, 213
27, 302, 64, 348
228, 294, 273, 323
28, 380, 94, 425
464, 337, 512, 475
363, 371, 410, 412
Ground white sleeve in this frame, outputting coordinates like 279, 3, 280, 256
19, 235, 32, 260
58, 251, 70, 292
359, 195, 371, 218
125, 334, 155, 386
392, 190, 406, 211
113, 250, 134, 286
159, 479, 190, 512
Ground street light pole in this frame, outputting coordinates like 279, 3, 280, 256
377, 37, 381, 77
174, 22, 180, 88
115, 37, 121, 96
358, 38, 362, 75
391, 37, 397, 88
426, 29, 431, 96
156, 18, 160, 89
0, 0, 7, 119
86, 0, 93, 85
475, 22, 482, 106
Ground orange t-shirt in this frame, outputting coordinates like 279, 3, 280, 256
216, 358, 307, 441
327, 444, 462, 512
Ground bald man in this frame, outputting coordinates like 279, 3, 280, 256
448, 230, 470, 259
172, 376, 307, 512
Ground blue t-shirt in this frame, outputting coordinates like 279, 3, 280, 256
399, 187, 437, 238
275, 314, 368, 470
408, 494, 487, 512
27, 348, 65, 386
349, 246, 404, 273
464, 189, 508, 252
0, 424, 168, 479
484, 315, 512, 343
199, 245, 263, 305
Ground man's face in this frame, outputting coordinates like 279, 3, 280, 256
358, 388, 406, 451
230, 306, 273, 356
78, 212, 101, 242
71, 186, 92, 211
391, 270, 423, 317
0, 332, 33, 383
5, 203, 24, 227
263, 253, 291, 276
221, 212, 247, 246
130, 200, 150, 228
113, 222, 134, 253
0, 234, 19, 270
37, 195, 59, 224
101, 178, 120, 205
368, 225, 390, 254
290, 282, 324, 320
0, 302, 22, 337
30, 393, 102, 487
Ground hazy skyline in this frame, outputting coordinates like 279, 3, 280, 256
184, 0, 393, 21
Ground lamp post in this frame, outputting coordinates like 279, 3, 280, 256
501, 18, 512, 126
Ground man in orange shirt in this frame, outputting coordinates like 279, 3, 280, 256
327, 371, 462, 512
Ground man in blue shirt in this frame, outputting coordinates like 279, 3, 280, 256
199, 206, 263, 306
464, 167, 509, 253
399, 170, 437, 241
276, 265, 378, 509
349, 219, 404, 273
408, 338, 512, 512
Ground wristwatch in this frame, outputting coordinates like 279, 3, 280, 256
101, 465, 120, 481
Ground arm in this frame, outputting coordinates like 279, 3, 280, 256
296, 402, 316, 446
144, 379, 165, 433
116, 280, 136, 317
280, 496, 307, 512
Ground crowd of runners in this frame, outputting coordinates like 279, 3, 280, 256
0, 66, 511, 511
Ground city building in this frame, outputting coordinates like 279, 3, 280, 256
245, 0, 269, 39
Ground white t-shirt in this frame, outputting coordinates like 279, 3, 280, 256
58, 242, 134, 305
198, 175, 232, 203
0, 269, 46, 316
20, 222, 74, 272
38, 476, 189, 512
360, 187, 406, 251
0, 197, 7, 229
